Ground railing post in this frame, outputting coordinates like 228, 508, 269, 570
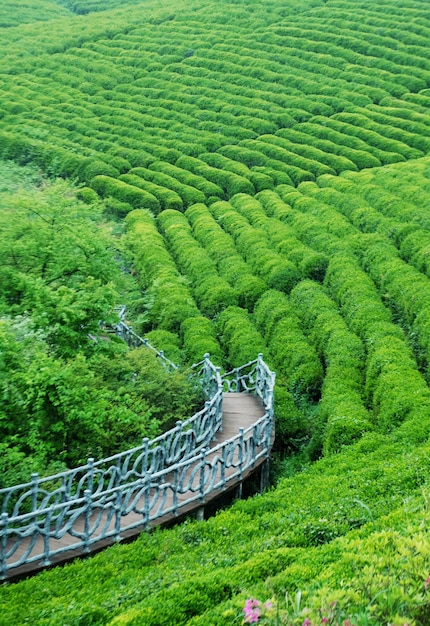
257, 353, 264, 398
42, 507, 53, 566
173, 467, 179, 516
260, 459, 270, 493
174, 421, 183, 460
141, 437, 150, 475
215, 366, 223, 433
87, 458, 95, 493
83, 489, 92, 553
251, 424, 258, 468
31, 473, 39, 512
0, 513, 8, 580
143, 475, 151, 529
200, 448, 208, 502
238, 428, 244, 481
202, 353, 211, 393
221, 446, 227, 491
236, 366, 241, 392
114, 489, 123, 542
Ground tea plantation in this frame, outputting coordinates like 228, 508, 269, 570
1, 0, 430, 623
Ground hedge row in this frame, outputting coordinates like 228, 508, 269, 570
119, 173, 183, 211
276, 185, 357, 243
326, 173, 430, 231
332, 110, 430, 155
175, 155, 255, 197
129, 166, 206, 207
260, 132, 358, 175
157, 209, 238, 317
180, 316, 224, 366
248, 137, 335, 178
199, 152, 275, 193
310, 116, 419, 162
290, 280, 372, 455
293, 122, 386, 168
209, 201, 300, 293
149, 161, 224, 201
0, 130, 120, 183
325, 252, 430, 443
91, 175, 161, 213
124, 209, 199, 331
216, 306, 267, 369
230, 193, 329, 282
237, 140, 317, 185
185, 203, 267, 310
256, 189, 344, 256
355, 166, 430, 214
0, 0, 70, 27
357, 238, 430, 380
253, 290, 323, 405
305, 175, 430, 280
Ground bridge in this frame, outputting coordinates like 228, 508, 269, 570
0, 321, 275, 581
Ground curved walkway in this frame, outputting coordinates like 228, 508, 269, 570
1, 320, 275, 581
4, 393, 273, 580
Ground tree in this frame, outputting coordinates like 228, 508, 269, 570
0, 179, 121, 357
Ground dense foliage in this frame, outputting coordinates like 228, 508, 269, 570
0, 163, 202, 486
1, 0, 430, 623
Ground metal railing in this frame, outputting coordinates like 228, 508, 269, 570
0, 353, 275, 579
109, 305, 178, 372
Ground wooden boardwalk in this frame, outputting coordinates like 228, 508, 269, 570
4, 392, 269, 581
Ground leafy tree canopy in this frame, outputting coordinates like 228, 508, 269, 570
0, 167, 203, 488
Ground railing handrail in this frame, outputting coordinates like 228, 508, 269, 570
0, 354, 223, 511
1, 325, 275, 578
1, 411, 270, 527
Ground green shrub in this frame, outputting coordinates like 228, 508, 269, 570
217, 306, 267, 369
185, 203, 267, 311
91, 176, 161, 212
176, 155, 254, 196
75, 186, 99, 204
129, 166, 205, 206
253, 136, 335, 177
142, 329, 182, 364
150, 160, 224, 200
231, 194, 329, 282
124, 209, 199, 331
295, 122, 383, 169
254, 290, 323, 404
290, 280, 371, 454
157, 209, 238, 317
104, 196, 134, 217
119, 173, 183, 211
210, 200, 300, 293
325, 252, 430, 439
180, 316, 223, 366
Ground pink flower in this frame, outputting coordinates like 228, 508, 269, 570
321, 619, 329, 624
425, 576, 430, 591
303, 620, 312, 626
243, 598, 260, 624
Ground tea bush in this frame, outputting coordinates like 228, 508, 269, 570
157, 209, 238, 317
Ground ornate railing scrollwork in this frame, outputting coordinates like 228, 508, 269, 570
0, 347, 275, 579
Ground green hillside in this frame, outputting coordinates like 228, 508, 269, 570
1, 0, 430, 623
0, 0, 71, 27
